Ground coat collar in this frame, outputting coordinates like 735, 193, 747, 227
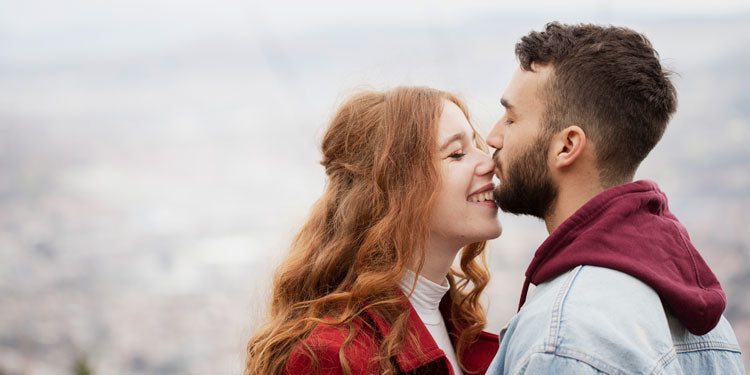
363, 292, 446, 372
363, 291, 498, 374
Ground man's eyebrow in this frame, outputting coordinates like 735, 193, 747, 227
439, 131, 476, 151
500, 98, 514, 111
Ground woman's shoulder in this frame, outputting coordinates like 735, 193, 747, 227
284, 317, 381, 375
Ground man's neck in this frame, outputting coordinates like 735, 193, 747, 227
544, 180, 606, 234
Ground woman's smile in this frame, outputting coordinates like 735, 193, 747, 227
467, 183, 497, 208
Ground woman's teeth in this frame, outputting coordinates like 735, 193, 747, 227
469, 191, 494, 202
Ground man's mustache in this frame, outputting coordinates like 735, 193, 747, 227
492, 149, 502, 174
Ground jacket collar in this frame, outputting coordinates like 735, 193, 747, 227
363, 290, 498, 373
363, 292, 448, 372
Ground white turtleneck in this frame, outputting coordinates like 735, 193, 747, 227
398, 270, 464, 375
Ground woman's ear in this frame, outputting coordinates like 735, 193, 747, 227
551, 125, 586, 168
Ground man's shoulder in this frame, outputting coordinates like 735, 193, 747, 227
498, 266, 744, 375
558, 265, 669, 325
523, 265, 668, 330
500, 266, 675, 374
667, 312, 742, 356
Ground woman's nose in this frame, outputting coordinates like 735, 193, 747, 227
486, 120, 504, 150
476, 152, 495, 176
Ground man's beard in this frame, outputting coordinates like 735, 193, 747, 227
492, 135, 557, 219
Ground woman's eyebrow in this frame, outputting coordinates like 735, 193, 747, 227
440, 133, 465, 151
439, 131, 475, 151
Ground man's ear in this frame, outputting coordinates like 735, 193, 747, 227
551, 125, 586, 168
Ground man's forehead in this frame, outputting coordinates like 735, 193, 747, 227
503, 65, 552, 109
516, 65, 552, 90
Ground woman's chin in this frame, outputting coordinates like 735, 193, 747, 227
491, 224, 503, 239
464, 223, 503, 244
482, 219, 503, 240
485, 223, 503, 240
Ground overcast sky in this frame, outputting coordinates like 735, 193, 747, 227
3, 0, 749, 63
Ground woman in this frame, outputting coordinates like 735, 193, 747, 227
245, 87, 502, 375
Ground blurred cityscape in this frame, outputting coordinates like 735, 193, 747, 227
1, 2, 749, 374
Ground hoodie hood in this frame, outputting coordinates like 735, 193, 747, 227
519, 180, 726, 336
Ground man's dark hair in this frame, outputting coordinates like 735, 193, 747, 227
516, 22, 677, 187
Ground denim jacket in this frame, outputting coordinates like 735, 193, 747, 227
487, 265, 744, 375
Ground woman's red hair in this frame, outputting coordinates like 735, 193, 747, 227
245, 87, 491, 374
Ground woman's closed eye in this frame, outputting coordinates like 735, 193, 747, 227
448, 151, 466, 159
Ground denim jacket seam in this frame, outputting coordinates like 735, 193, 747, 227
647, 347, 676, 375
516, 346, 627, 375
517, 344, 678, 375
673, 341, 742, 353
511, 345, 546, 374
546, 266, 584, 352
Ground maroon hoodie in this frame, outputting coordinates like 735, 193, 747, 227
519, 180, 726, 336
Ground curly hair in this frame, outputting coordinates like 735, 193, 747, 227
245, 87, 491, 375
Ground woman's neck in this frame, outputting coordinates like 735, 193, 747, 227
413, 235, 461, 285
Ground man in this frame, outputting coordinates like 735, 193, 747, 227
486, 23, 744, 374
